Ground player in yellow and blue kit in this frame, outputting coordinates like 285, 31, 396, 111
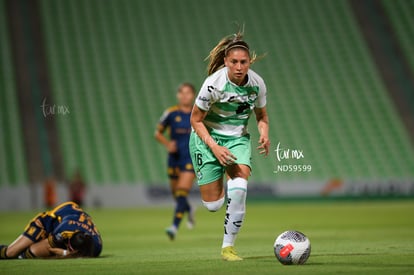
155, 83, 196, 240
0, 201, 102, 259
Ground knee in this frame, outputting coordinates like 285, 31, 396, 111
202, 196, 225, 212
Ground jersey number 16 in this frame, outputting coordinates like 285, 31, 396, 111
194, 153, 203, 166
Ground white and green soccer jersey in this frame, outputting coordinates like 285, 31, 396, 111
195, 67, 267, 137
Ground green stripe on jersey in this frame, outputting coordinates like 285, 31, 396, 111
224, 82, 259, 96
205, 112, 250, 126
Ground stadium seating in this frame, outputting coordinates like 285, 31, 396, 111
382, 0, 414, 107
382, 0, 414, 72
0, 0, 28, 186
2, 0, 412, 186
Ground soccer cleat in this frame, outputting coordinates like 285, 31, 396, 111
165, 226, 176, 241
221, 246, 243, 261
187, 208, 196, 230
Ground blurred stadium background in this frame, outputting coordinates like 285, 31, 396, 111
0, 0, 413, 210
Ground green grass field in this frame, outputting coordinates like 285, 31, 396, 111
1, 200, 414, 274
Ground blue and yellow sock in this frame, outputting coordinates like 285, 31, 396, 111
172, 190, 190, 229
18, 248, 36, 259
0, 245, 8, 259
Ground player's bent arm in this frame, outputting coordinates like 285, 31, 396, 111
48, 247, 78, 258
154, 125, 169, 147
27, 239, 78, 259
254, 107, 270, 156
154, 125, 177, 153
190, 105, 214, 148
190, 105, 236, 166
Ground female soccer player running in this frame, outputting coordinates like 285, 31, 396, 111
190, 31, 270, 261
155, 83, 196, 240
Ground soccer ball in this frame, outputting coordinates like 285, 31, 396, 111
273, 230, 311, 265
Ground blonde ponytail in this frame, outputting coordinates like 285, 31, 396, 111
205, 30, 259, 75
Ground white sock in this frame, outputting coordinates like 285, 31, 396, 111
222, 177, 247, 248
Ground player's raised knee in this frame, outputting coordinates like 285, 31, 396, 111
202, 196, 225, 212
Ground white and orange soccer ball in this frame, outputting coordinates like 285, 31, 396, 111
273, 230, 311, 265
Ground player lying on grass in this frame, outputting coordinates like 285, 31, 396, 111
189, 29, 269, 261
155, 83, 196, 240
0, 201, 102, 259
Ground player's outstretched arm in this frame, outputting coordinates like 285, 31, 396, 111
254, 107, 270, 156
